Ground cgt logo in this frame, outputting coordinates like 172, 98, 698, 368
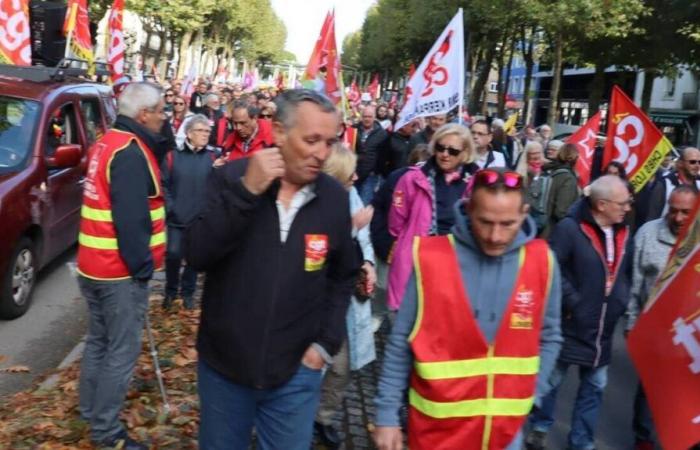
421, 30, 453, 97
672, 315, 700, 374
611, 112, 643, 174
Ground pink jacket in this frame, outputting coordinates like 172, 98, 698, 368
387, 167, 434, 310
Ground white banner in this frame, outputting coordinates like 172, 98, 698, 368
395, 9, 464, 130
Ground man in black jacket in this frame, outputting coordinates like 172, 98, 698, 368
185, 89, 357, 450
354, 105, 388, 205
645, 146, 700, 221
527, 175, 634, 450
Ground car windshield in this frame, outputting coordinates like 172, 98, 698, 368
0, 96, 40, 173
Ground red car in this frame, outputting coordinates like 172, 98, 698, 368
0, 65, 116, 319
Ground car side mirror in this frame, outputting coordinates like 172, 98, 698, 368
46, 144, 82, 169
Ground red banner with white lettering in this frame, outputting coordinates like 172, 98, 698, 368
107, 0, 125, 83
603, 85, 672, 192
627, 195, 700, 450
567, 111, 602, 187
0, 0, 31, 66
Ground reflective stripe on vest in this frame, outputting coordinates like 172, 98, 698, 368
414, 355, 540, 380
79, 230, 167, 250
409, 388, 534, 418
81, 204, 166, 222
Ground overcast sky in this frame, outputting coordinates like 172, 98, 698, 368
271, 0, 375, 63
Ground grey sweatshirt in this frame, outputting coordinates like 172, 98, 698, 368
374, 202, 563, 426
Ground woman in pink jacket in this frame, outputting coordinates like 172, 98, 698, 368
387, 123, 477, 311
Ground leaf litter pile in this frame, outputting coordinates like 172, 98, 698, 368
0, 294, 201, 449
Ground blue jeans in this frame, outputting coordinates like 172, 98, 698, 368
528, 361, 608, 450
198, 359, 324, 450
78, 276, 149, 443
165, 226, 197, 299
356, 173, 382, 205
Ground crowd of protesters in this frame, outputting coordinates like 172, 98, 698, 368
74, 75, 699, 450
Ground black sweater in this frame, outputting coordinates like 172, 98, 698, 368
184, 159, 358, 388
109, 115, 170, 280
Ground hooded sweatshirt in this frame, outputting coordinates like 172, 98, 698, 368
375, 201, 563, 427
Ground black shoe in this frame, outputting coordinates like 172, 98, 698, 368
162, 295, 174, 310
525, 430, 547, 450
183, 296, 195, 310
97, 431, 148, 450
314, 421, 341, 449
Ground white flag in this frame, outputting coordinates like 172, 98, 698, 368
395, 9, 464, 130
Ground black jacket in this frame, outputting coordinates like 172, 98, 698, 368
110, 115, 171, 280
161, 141, 219, 227
354, 121, 388, 182
377, 131, 412, 177
548, 198, 633, 367
189, 92, 206, 114
184, 160, 358, 388
371, 167, 410, 262
645, 171, 700, 222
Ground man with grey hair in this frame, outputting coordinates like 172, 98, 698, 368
526, 175, 634, 450
185, 89, 357, 449
646, 146, 700, 221
76, 82, 167, 450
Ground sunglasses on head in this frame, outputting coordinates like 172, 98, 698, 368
473, 169, 523, 189
434, 142, 462, 157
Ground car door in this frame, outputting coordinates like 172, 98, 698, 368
43, 99, 86, 261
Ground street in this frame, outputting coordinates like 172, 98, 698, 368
0, 259, 642, 450
0, 248, 87, 398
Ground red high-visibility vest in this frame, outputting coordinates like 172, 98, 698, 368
77, 129, 166, 280
408, 235, 553, 450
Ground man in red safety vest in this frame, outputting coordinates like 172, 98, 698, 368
373, 168, 563, 450
76, 82, 167, 450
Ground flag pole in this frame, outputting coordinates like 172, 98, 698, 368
457, 8, 465, 125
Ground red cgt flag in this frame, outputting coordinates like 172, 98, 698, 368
603, 85, 672, 192
107, 0, 125, 83
368, 73, 380, 100
63, 0, 94, 69
567, 110, 602, 188
627, 194, 700, 450
0, 0, 31, 66
348, 78, 361, 106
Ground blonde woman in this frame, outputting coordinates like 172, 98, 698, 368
386, 123, 478, 311
314, 144, 377, 447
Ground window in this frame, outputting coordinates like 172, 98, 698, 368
80, 98, 106, 146
46, 103, 80, 156
489, 82, 498, 93
665, 77, 676, 98
0, 96, 40, 173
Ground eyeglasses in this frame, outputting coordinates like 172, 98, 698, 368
174, 102, 185, 106
434, 142, 462, 157
261, 114, 272, 118
192, 129, 212, 134
684, 159, 700, 165
602, 198, 634, 207
473, 169, 523, 189
165, 94, 174, 97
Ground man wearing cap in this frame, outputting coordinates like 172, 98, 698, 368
373, 168, 562, 450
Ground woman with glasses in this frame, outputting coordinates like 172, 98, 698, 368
161, 115, 223, 310
386, 123, 478, 312
169, 95, 193, 136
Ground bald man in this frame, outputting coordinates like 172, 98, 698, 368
646, 147, 700, 221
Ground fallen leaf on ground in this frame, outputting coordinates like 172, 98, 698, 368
0, 365, 30, 373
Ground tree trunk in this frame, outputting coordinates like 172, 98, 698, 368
546, 31, 564, 127
154, 30, 167, 78
587, 61, 606, 118
521, 26, 536, 126
177, 30, 194, 79
468, 40, 497, 115
498, 36, 516, 117
641, 69, 656, 113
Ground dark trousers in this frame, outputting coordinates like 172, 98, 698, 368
633, 382, 655, 443
165, 226, 196, 299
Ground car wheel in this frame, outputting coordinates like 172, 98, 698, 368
0, 237, 37, 319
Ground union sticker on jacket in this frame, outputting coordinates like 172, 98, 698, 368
393, 189, 405, 208
510, 285, 535, 329
305, 234, 329, 272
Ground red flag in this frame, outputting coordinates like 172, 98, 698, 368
63, 0, 94, 68
348, 79, 361, 105
567, 111, 602, 187
604, 85, 673, 192
627, 194, 700, 450
275, 71, 286, 91
0, 0, 31, 66
368, 74, 380, 100
106, 0, 125, 83
303, 11, 333, 81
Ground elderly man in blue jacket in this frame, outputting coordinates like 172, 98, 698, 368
527, 175, 634, 450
